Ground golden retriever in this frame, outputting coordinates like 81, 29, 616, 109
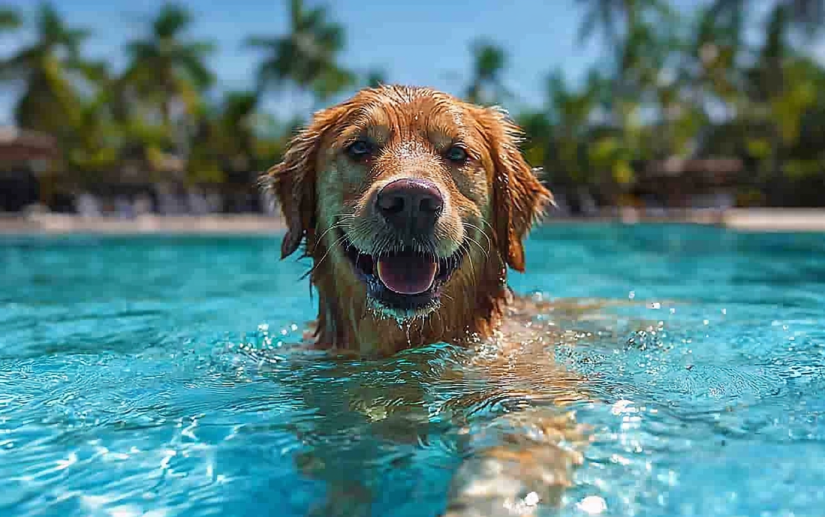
263, 85, 592, 516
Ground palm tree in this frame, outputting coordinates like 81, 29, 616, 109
465, 39, 509, 106
577, 0, 629, 48
685, 5, 746, 106
216, 91, 259, 170
63, 86, 122, 179
576, 0, 673, 49
709, 0, 825, 39
578, 0, 680, 163
743, 4, 821, 191
122, 2, 215, 131
245, 0, 354, 104
0, 7, 21, 32
542, 71, 606, 186
186, 90, 262, 184
577, 0, 677, 91
685, 0, 825, 203
0, 3, 95, 139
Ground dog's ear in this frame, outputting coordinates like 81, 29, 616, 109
262, 105, 346, 259
478, 106, 553, 272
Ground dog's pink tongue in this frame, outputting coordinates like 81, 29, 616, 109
376, 252, 437, 295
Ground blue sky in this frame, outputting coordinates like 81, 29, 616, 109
2, 0, 823, 125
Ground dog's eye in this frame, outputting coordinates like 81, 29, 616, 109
446, 145, 468, 163
346, 140, 373, 158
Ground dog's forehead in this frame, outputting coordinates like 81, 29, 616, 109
342, 87, 477, 141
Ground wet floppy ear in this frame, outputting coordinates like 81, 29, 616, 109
262, 106, 345, 259
480, 107, 554, 272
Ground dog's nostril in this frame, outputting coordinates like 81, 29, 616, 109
419, 195, 442, 214
378, 194, 405, 215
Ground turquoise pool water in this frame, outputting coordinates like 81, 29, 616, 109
2, 224, 824, 516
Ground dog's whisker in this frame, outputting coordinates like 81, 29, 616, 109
463, 233, 490, 261
464, 222, 493, 256
466, 247, 477, 279
315, 221, 347, 247
464, 223, 492, 254
435, 307, 444, 335
371, 233, 392, 258
480, 219, 497, 246
309, 232, 349, 276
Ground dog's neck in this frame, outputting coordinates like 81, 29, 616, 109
306, 240, 511, 356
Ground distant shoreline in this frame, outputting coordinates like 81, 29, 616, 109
0, 213, 286, 236
2, 208, 825, 235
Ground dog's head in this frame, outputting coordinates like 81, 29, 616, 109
266, 85, 552, 322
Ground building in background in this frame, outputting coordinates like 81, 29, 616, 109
632, 158, 743, 211
0, 127, 61, 212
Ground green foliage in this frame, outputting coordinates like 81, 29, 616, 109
122, 2, 215, 129
0, 0, 824, 208
245, 0, 354, 102
0, 3, 90, 139
0, 7, 22, 32
540, 0, 825, 204
466, 39, 509, 106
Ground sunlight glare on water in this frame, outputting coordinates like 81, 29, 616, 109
1, 225, 825, 516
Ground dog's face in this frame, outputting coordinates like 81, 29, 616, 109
268, 86, 551, 322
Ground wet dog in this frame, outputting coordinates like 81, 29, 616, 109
263, 85, 591, 516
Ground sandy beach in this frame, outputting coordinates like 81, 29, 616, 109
2, 208, 825, 235
0, 213, 286, 235
718, 208, 825, 232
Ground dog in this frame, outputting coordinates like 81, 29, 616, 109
263, 85, 593, 516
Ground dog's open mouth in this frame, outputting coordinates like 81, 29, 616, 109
339, 233, 464, 314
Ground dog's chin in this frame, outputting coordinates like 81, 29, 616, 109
337, 231, 466, 322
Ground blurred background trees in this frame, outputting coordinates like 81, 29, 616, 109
1, 0, 824, 212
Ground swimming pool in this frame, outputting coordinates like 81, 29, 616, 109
2, 224, 824, 517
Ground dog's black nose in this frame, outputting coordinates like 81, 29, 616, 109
376, 178, 444, 236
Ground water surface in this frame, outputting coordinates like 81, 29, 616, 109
2, 224, 824, 516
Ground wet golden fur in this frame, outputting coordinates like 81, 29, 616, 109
264, 85, 553, 355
